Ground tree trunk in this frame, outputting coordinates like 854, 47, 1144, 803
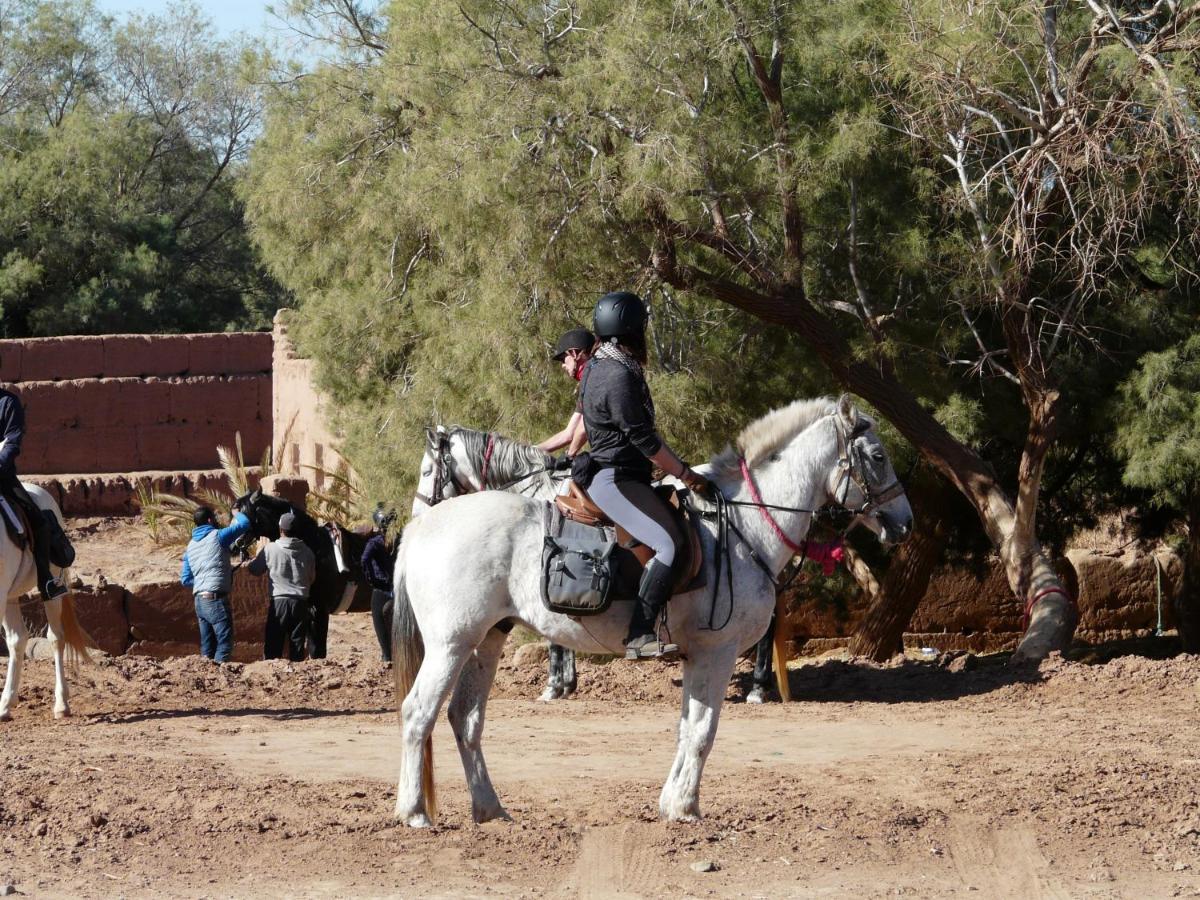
653, 266, 1077, 659
847, 474, 953, 662
1176, 494, 1200, 652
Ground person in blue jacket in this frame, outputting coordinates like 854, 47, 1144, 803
180, 504, 252, 662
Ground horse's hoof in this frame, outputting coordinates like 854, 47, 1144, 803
0, 711, 12, 723
403, 813, 434, 828
746, 687, 766, 705
538, 687, 562, 703
473, 805, 513, 824
54, 708, 71, 720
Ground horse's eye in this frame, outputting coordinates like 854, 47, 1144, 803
421, 466, 432, 476
871, 451, 885, 463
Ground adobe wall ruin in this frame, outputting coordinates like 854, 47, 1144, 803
271, 310, 347, 490
0, 332, 272, 514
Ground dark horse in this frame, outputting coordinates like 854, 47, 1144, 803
236, 489, 361, 658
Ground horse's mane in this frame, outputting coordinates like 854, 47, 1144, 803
709, 397, 837, 481
448, 427, 553, 488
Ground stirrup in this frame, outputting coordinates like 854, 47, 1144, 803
43, 578, 68, 600
624, 634, 679, 661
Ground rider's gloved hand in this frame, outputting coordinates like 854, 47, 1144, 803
681, 467, 712, 498
551, 454, 573, 472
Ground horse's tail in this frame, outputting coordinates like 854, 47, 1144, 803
772, 592, 792, 703
391, 538, 436, 820
58, 590, 95, 671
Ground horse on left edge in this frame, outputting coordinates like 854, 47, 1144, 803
0, 483, 92, 720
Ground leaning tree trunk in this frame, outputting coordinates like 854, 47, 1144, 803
846, 473, 953, 662
648, 262, 1077, 659
1176, 493, 1200, 652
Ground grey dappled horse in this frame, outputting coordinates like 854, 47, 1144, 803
391, 397, 912, 825
410, 426, 579, 700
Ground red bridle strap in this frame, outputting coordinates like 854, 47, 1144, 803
478, 433, 496, 490
740, 456, 806, 556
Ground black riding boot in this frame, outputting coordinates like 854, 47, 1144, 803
624, 559, 678, 660
28, 503, 66, 600
7, 482, 66, 601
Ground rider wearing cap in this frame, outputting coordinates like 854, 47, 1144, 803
536, 328, 594, 456
577, 292, 708, 660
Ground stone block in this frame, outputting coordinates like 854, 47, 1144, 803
909, 558, 1023, 634
1066, 548, 1181, 634
106, 378, 172, 428
135, 425, 184, 471
22, 337, 105, 381
259, 475, 309, 510
21, 429, 98, 475
101, 335, 191, 378
72, 585, 130, 656
0, 341, 23, 381
224, 332, 273, 375
18, 381, 82, 431
126, 580, 198, 645
184, 334, 231, 376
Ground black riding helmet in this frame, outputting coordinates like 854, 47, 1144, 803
592, 291, 648, 341
372, 505, 396, 530
551, 328, 595, 361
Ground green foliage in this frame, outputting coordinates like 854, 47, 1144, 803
245, 0, 1200, 550
0, 0, 288, 337
1114, 336, 1200, 508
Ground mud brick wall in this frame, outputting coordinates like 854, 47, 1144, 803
0, 332, 272, 475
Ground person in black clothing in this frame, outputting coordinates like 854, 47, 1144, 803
577, 291, 708, 660
0, 376, 67, 600
361, 505, 397, 664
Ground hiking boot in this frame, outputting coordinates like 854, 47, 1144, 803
624, 559, 677, 661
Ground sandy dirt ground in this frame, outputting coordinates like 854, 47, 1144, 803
3, 614, 1200, 899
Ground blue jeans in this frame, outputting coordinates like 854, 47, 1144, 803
195, 596, 234, 662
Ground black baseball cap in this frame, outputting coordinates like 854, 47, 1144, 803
551, 328, 595, 361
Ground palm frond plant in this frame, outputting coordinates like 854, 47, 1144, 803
303, 460, 365, 530
138, 431, 275, 547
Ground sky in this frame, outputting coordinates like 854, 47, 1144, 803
95, 0, 278, 37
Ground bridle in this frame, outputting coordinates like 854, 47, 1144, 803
831, 418, 907, 518
414, 429, 473, 508
413, 429, 515, 509
700, 414, 908, 631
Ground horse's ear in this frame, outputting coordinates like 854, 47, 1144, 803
424, 427, 436, 448
836, 394, 859, 433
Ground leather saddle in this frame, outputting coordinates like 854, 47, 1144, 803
554, 481, 705, 594
0, 490, 31, 550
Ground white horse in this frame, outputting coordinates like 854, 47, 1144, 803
411, 426, 583, 700
391, 396, 912, 826
0, 483, 91, 720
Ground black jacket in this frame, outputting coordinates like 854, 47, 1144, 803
578, 357, 662, 483
0, 388, 24, 478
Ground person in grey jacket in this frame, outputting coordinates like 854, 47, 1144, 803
181, 504, 252, 662
248, 510, 316, 661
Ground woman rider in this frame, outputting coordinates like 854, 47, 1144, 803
577, 291, 708, 660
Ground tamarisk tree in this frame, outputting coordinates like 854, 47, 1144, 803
248, 0, 1200, 659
